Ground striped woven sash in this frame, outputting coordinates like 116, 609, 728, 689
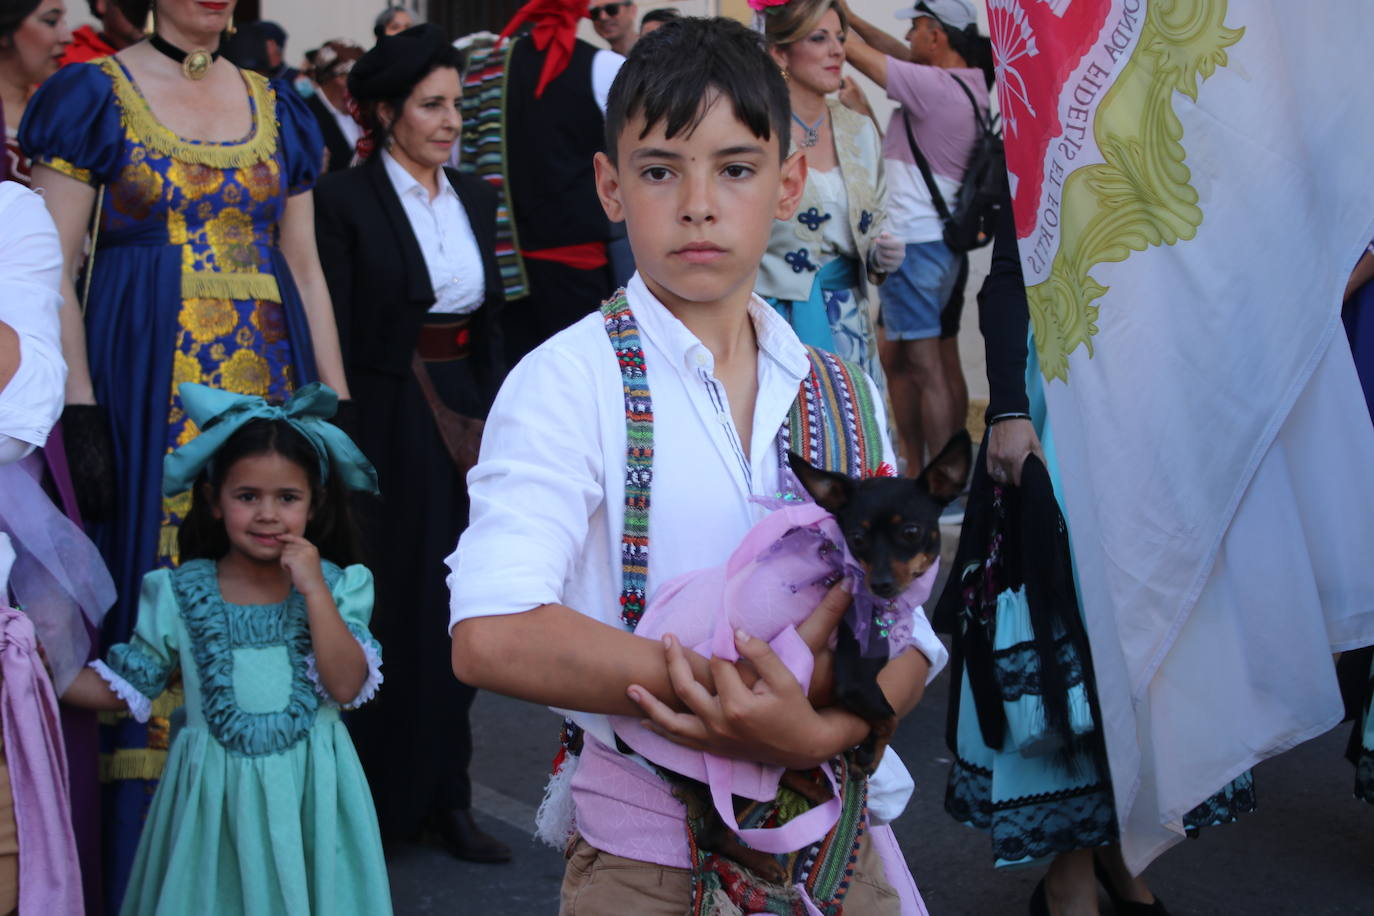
459, 36, 529, 301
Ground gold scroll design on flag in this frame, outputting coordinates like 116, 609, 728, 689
1029, 1, 1243, 382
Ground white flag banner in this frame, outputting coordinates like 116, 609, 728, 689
989, 0, 1374, 868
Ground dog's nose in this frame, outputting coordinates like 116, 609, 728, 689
870, 580, 899, 599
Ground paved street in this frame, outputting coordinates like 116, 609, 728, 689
387, 667, 1371, 915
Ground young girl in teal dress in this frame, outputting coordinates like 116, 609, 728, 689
61, 382, 392, 916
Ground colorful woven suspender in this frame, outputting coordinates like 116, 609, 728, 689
601, 291, 654, 629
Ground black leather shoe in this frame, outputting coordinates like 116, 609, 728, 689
428, 809, 512, 864
1093, 857, 1170, 915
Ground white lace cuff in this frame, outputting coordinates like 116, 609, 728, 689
90, 660, 152, 723
305, 636, 383, 710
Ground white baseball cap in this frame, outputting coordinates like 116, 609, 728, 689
892, 0, 977, 29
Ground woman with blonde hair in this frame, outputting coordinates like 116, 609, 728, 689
757, 0, 903, 403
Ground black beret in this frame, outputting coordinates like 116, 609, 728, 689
348, 23, 448, 102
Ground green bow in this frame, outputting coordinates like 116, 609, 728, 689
162, 383, 379, 497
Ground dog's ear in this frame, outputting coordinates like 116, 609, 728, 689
787, 451, 853, 513
916, 429, 972, 505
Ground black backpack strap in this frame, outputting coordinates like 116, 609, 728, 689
899, 71, 986, 225
947, 72, 991, 135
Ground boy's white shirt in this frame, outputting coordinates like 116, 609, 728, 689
445, 273, 946, 817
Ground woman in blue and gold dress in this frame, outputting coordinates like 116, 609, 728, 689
20, 0, 347, 908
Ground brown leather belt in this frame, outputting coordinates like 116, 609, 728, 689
415, 316, 472, 362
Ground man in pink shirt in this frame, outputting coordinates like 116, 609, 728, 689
842, 0, 989, 478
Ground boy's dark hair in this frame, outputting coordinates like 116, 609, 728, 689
177, 419, 362, 568
639, 7, 679, 28
603, 16, 791, 165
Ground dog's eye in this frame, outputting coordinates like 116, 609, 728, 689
848, 529, 868, 550
900, 523, 922, 542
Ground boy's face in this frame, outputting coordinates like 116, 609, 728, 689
595, 94, 806, 316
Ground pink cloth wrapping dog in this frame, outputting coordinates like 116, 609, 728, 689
609, 500, 938, 855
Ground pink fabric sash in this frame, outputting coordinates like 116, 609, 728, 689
0, 609, 82, 914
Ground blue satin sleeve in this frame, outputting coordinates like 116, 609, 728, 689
17, 62, 123, 187
271, 79, 325, 196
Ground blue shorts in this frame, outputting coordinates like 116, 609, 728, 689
879, 240, 961, 341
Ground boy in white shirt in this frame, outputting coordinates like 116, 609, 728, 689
447, 17, 941, 914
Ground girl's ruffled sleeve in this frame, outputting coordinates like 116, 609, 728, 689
272, 80, 325, 196
305, 563, 383, 709
17, 62, 124, 187
90, 569, 180, 723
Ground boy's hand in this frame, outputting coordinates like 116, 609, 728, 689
277, 534, 328, 599
628, 630, 865, 771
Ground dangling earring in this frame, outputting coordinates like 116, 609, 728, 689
143, 3, 155, 37
226, 11, 236, 37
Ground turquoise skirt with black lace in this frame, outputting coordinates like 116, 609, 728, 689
944, 333, 1255, 867
97, 559, 392, 915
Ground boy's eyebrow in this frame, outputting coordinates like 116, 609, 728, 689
630, 147, 684, 163
715, 144, 768, 158
629, 144, 769, 162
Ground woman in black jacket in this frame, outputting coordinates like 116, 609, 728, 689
313, 24, 509, 863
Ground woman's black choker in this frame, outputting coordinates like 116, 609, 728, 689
149, 32, 219, 81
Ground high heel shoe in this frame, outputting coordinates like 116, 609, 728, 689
1092, 856, 1170, 915
1029, 878, 1050, 916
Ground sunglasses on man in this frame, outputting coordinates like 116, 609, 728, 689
589, 3, 628, 20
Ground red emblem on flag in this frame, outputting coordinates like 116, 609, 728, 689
987, 0, 1112, 238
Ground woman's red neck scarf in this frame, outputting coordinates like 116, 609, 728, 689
498, 0, 587, 98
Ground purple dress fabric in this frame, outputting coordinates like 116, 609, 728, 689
0, 606, 83, 914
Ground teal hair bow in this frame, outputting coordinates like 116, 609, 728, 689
161, 383, 380, 497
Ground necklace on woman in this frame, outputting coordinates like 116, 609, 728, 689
149, 32, 219, 81
791, 111, 825, 149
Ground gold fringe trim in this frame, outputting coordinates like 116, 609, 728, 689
96, 684, 184, 783
181, 271, 281, 303
34, 155, 94, 186
157, 524, 180, 564
100, 57, 279, 169
99, 748, 167, 783
150, 685, 183, 720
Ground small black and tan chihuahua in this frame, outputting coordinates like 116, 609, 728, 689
786, 428, 972, 767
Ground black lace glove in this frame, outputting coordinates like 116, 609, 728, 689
59, 404, 116, 523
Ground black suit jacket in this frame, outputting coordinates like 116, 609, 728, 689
306, 93, 356, 175
314, 154, 506, 414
